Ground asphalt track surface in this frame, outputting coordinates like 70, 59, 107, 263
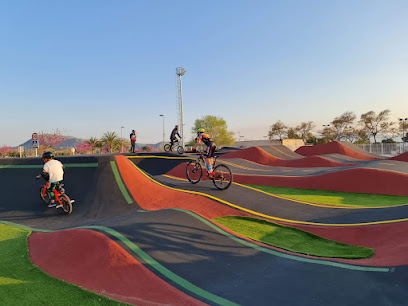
1, 153, 408, 305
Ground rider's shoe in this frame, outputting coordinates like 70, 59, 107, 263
208, 171, 214, 178
48, 201, 56, 208
55, 204, 62, 208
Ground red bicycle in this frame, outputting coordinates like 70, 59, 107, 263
186, 152, 233, 190
39, 181, 73, 214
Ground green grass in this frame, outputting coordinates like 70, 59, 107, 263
0, 223, 129, 306
246, 184, 408, 208
213, 216, 375, 259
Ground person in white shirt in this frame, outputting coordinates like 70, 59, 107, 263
36, 151, 64, 208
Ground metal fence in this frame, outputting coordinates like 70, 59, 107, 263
354, 142, 408, 157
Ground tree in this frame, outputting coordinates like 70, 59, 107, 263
398, 119, 408, 142
268, 121, 287, 141
101, 132, 119, 153
296, 121, 315, 144
318, 126, 336, 143
359, 110, 394, 143
191, 115, 235, 146
353, 129, 370, 144
38, 129, 67, 149
330, 111, 356, 141
286, 127, 300, 139
87, 137, 100, 154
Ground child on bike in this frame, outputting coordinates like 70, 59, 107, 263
193, 128, 216, 178
36, 151, 64, 208
170, 125, 182, 147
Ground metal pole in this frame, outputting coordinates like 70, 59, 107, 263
179, 74, 184, 149
159, 115, 164, 146
120, 126, 124, 153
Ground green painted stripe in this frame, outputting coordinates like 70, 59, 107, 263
0, 221, 237, 306
110, 161, 133, 204
0, 163, 98, 169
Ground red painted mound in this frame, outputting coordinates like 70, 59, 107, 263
295, 142, 379, 160
29, 229, 203, 306
167, 163, 408, 196
115, 155, 248, 219
221, 146, 355, 167
390, 152, 408, 162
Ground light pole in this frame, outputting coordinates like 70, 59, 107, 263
399, 118, 408, 151
159, 114, 165, 146
176, 67, 186, 149
120, 126, 124, 153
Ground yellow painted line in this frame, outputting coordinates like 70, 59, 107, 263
125, 159, 408, 226
163, 174, 408, 210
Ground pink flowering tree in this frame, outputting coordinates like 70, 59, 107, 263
75, 142, 93, 155
38, 129, 67, 149
0, 146, 12, 157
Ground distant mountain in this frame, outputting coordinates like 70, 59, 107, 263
19, 137, 85, 150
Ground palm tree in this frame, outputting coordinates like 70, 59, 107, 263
87, 137, 99, 154
101, 132, 118, 153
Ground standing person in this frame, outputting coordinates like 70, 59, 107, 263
36, 151, 64, 208
193, 128, 216, 178
170, 125, 182, 149
130, 130, 137, 153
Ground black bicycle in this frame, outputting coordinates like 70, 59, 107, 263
164, 139, 184, 154
186, 152, 233, 190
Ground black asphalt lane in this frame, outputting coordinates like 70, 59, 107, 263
1, 154, 408, 305
152, 172, 408, 225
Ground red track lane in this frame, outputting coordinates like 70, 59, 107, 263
29, 229, 204, 306
116, 155, 408, 266
295, 141, 379, 160
221, 146, 356, 167
167, 162, 408, 196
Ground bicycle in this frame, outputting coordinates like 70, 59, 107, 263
186, 151, 233, 190
38, 180, 73, 214
164, 139, 184, 154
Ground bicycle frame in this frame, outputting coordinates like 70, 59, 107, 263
196, 153, 218, 173
42, 181, 64, 205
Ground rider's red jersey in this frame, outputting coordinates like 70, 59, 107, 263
197, 133, 214, 146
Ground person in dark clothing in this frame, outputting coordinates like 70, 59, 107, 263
130, 130, 136, 153
170, 125, 182, 147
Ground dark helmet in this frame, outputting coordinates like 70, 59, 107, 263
42, 151, 54, 159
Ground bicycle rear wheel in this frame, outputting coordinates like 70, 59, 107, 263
164, 144, 172, 152
212, 164, 233, 190
59, 194, 72, 215
186, 160, 203, 184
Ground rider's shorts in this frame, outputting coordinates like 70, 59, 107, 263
206, 143, 216, 158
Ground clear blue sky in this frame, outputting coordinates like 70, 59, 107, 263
1, 0, 407, 146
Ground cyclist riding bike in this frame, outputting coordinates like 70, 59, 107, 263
36, 151, 64, 208
170, 125, 182, 147
193, 128, 216, 178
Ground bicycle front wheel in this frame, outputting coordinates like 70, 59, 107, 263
59, 194, 72, 215
212, 164, 233, 190
164, 144, 172, 152
177, 146, 184, 154
186, 160, 203, 184
40, 186, 50, 204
